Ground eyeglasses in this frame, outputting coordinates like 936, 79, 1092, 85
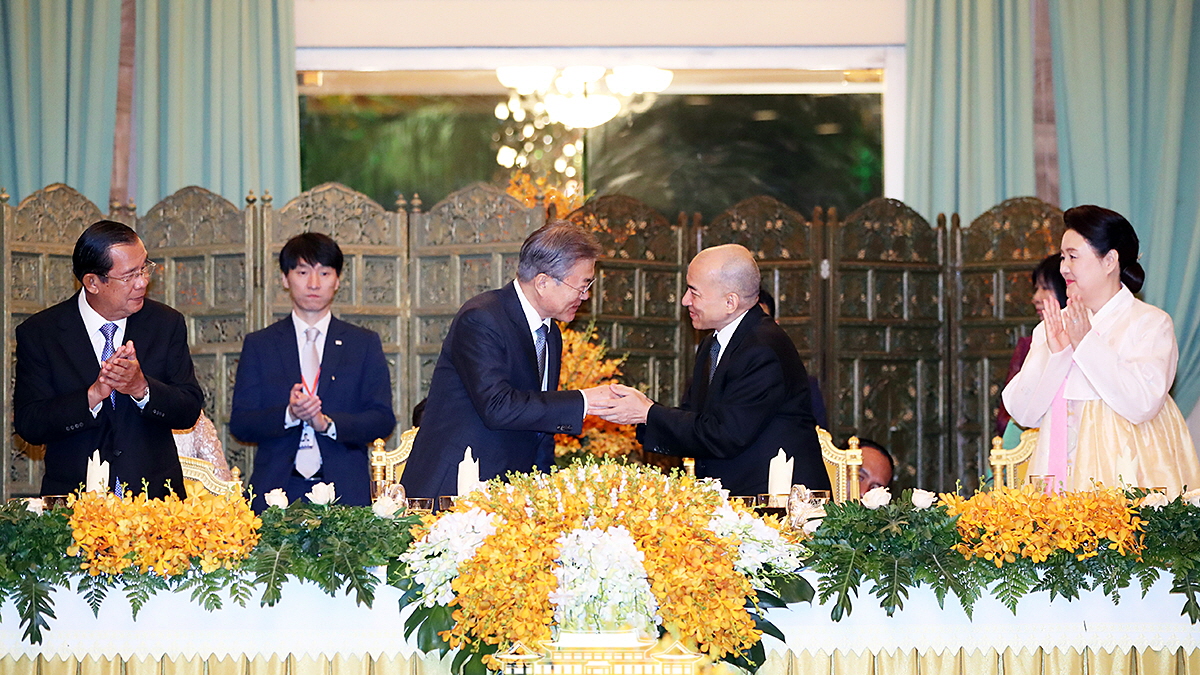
554, 276, 595, 298
103, 260, 158, 284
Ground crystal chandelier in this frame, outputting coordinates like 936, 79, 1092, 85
495, 66, 673, 130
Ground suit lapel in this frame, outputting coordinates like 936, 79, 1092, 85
320, 317, 347, 394
279, 316, 304, 388
57, 294, 103, 385
547, 322, 562, 391
501, 283, 541, 384
700, 305, 765, 405
692, 333, 716, 405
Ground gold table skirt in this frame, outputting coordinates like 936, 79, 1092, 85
2, 578, 1197, 675
4, 648, 1200, 675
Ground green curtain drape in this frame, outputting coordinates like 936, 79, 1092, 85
132, 0, 300, 210
0, 0, 121, 209
1051, 0, 1200, 414
904, 0, 1036, 223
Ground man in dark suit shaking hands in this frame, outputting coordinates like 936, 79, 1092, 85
596, 244, 829, 496
231, 233, 395, 510
401, 221, 616, 501
14, 220, 203, 498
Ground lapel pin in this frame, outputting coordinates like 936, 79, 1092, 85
335, 340, 343, 346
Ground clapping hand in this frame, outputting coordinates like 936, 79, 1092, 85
289, 382, 328, 430
99, 341, 149, 397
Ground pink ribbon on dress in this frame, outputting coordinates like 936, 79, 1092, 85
1046, 376, 1070, 493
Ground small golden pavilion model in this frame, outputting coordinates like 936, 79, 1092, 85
495, 631, 705, 675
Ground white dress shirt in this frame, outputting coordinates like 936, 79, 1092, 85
284, 310, 337, 439
78, 291, 149, 416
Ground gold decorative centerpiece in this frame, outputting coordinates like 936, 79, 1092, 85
397, 463, 812, 674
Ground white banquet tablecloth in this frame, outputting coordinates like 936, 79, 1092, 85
1, 574, 1197, 663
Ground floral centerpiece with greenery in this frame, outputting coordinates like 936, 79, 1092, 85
398, 462, 812, 675
0, 484, 418, 644
807, 483, 1200, 623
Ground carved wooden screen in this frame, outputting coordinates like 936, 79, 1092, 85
140, 187, 252, 477
407, 183, 544, 419
700, 197, 825, 388
951, 197, 1063, 485
567, 196, 685, 406
1, 185, 104, 498
268, 183, 410, 448
829, 198, 947, 491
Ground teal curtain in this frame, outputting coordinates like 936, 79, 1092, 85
0, 0, 121, 208
133, 0, 299, 210
1051, 1, 1200, 413
905, 0, 1036, 223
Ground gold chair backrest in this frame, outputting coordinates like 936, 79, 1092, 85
818, 426, 861, 503
179, 456, 243, 497
990, 428, 1039, 489
371, 427, 418, 486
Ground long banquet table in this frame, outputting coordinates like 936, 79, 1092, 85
2, 575, 1198, 675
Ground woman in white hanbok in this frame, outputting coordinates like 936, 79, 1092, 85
1002, 205, 1200, 496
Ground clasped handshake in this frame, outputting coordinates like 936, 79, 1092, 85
582, 383, 655, 426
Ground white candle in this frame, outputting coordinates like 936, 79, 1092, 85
456, 446, 480, 496
85, 450, 109, 493
767, 448, 793, 496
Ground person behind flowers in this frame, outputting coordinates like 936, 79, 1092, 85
1002, 205, 1200, 495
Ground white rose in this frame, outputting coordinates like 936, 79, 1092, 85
24, 498, 44, 516
264, 488, 290, 509
1181, 488, 1200, 507
372, 494, 400, 519
861, 486, 892, 509
1140, 492, 1170, 509
306, 482, 337, 505
911, 489, 937, 509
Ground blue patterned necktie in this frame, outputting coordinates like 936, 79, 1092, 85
99, 322, 118, 408
535, 324, 548, 390
707, 336, 721, 383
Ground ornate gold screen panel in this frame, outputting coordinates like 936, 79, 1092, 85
2, 185, 104, 496
141, 187, 252, 475
830, 198, 947, 491
951, 197, 1063, 488
701, 196, 822, 384
568, 195, 685, 407
408, 183, 543, 405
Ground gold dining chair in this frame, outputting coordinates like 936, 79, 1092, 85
818, 426, 862, 503
370, 428, 419, 496
989, 428, 1039, 489
179, 456, 243, 497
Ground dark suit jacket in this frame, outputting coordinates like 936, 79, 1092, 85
639, 305, 829, 496
401, 282, 584, 500
230, 315, 396, 511
13, 294, 203, 498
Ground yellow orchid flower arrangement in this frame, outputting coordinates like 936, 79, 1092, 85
398, 463, 812, 674
555, 322, 639, 462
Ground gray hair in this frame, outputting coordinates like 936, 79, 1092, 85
517, 220, 602, 282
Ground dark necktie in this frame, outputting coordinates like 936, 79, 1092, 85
99, 322, 118, 408
535, 324, 549, 390
707, 336, 721, 383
